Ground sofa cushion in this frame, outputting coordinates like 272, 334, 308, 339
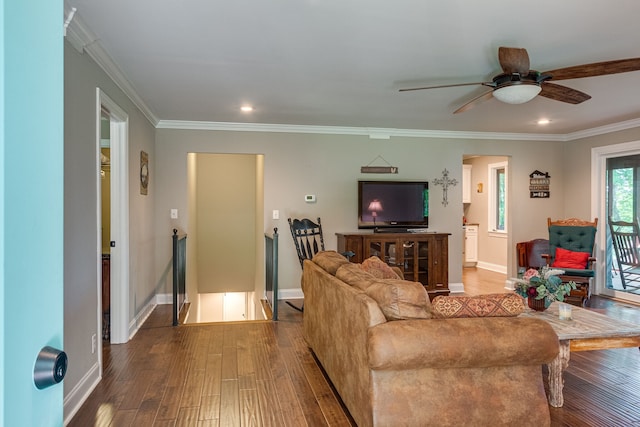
551, 247, 590, 269
336, 263, 377, 291
364, 279, 432, 320
431, 293, 525, 318
312, 251, 350, 275
361, 256, 402, 280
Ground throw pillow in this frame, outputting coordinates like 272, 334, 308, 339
431, 293, 525, 318
361, 256, 401, 280
312, 251, 349, 275
552, 247, 590, 269
364, 279, 432, 320
336, 263, 377, 291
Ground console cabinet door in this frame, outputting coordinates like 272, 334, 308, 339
337, 234, 363, 263
336, 233, 450, 299
400, 239, 429, 284
429, 234, 449, 297
364, 237, 399, 267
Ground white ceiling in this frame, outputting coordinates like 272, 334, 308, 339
65, 0, 640, 136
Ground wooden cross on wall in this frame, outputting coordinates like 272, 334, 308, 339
432, 168, 458, 207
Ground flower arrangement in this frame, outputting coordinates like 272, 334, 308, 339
514, 266, 577, 303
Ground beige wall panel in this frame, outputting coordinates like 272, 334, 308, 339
195, 154, 256, 293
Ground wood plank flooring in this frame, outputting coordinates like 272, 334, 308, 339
69, 268, 640, 426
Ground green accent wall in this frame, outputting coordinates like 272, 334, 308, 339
2, 1, 64, 425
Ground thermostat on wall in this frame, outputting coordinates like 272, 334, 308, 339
305, 194, 316, 203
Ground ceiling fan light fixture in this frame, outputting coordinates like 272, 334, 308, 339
493, 83, 541, 104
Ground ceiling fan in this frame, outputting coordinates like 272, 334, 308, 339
399, 47, 640, 114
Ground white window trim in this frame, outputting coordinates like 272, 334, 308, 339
488, 161, 508, 234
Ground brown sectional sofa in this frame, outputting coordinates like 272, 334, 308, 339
301, 251, 560, 427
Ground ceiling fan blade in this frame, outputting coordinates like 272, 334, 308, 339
399, 82, 485, 92
454, 91, 494, 114
539, 82, 591, 104
544, 58, 640, 80
498, 47, 530, 75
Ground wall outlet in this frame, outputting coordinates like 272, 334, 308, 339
91, 334, 97, 354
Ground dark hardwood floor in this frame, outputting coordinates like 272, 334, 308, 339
69, 269, 640, 426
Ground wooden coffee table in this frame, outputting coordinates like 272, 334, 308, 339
520, 302, 640, 407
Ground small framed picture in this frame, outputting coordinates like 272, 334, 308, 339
140, 151, 149, 195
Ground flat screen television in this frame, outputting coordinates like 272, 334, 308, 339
358, 180, 429, 230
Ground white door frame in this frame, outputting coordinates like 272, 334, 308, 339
96, 89, 130, 349
592, 139, 640, 305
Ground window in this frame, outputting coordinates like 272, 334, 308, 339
488, 161, 508, 233
607, 155, 640, 222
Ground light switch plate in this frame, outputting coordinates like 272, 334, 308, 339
272, 210, 279, 220
170, 209, 178, 219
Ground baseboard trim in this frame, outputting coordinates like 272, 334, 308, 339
63, 362, 100, 426
448, 282, 465, 294
156, 292, 172, 305
278, 288, 304, 300
476, 261, 507, 275
128, 299, 156, 340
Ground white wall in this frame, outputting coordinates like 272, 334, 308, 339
63, 40, 156, 417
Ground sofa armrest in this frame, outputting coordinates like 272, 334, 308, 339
368, 317, 558, 370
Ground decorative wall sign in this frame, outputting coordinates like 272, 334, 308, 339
433, 168, 458, 206
529, 170, 550, 198
140, 150, 149, 195
361, 155, 398, 174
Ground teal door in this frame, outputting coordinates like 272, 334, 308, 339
2, 1, 64, 425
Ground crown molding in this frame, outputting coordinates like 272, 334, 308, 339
156, 120, 568, 141
563, 118, 640, 141
157, 117, 640, 141
64, 4, 159, 126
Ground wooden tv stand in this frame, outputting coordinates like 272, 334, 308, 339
336, 231, 450, 300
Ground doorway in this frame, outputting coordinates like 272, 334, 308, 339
99, 110, 111, 342
593, 140, 640, 304
97, 89, 130, 351
462, 155, 509, 275
184, 153, 265, 323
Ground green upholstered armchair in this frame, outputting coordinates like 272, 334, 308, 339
542, 217, 598, 306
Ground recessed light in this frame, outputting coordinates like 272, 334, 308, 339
240, 105, 253, 113
537, 119, 551, 125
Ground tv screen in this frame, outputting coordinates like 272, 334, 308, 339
358, 181, 429, 229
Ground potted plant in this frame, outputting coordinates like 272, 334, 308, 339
514, 266, 577, 311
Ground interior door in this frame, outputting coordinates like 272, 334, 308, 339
1, 0, 65, 424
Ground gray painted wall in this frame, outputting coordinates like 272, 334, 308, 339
154, 129, 573, 298
64, 40, 156, 412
